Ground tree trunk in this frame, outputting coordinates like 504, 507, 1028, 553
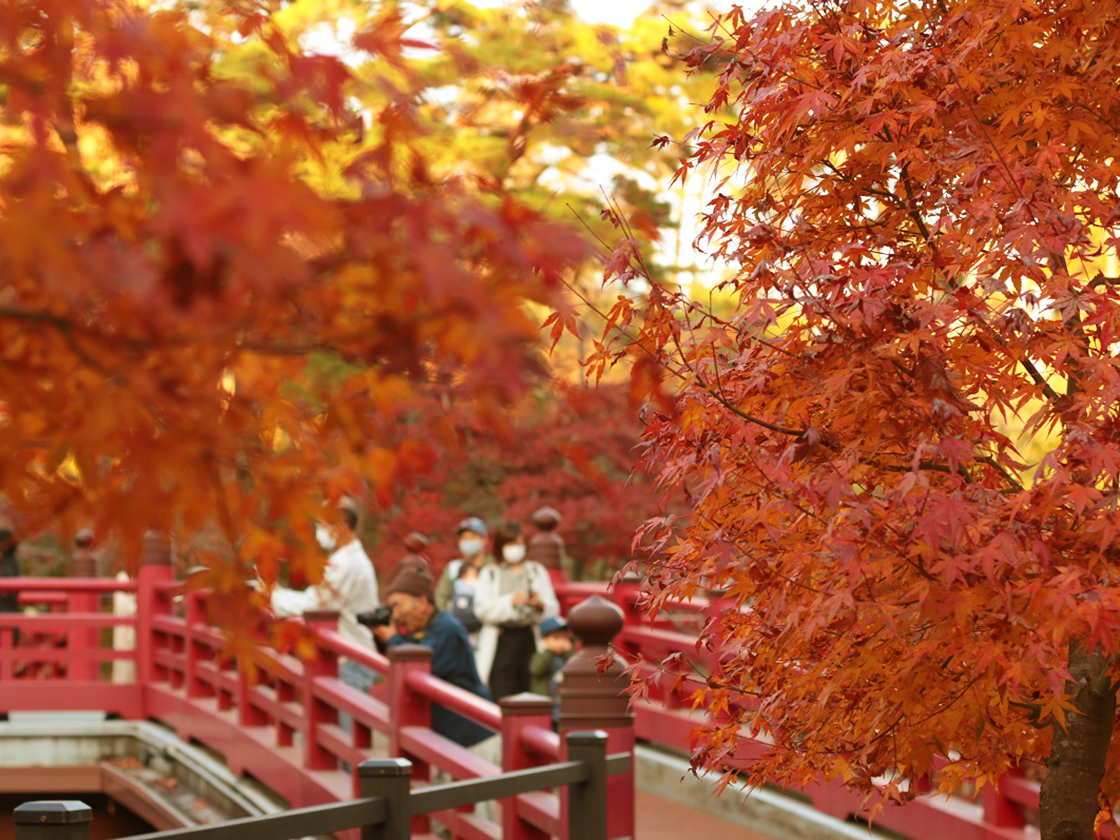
1039, 642, 1116, 840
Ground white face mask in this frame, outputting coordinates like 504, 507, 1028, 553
502, 544, 526, 564
315, 524, 337, 552
458, 537, 484, 558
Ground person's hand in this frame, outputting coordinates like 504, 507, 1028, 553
526, 593, 543, 610
373, 624, 395, 643
511, 590, 529, 606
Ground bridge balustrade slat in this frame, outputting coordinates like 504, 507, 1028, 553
0, 647, 134, 664
309, 675, 390, 731
311, 627, 389, 676
312, 721, 370, 771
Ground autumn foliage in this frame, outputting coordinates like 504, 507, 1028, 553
597, 1, 1120, 836
369, 381, 661, 579
0, 0, 588, 638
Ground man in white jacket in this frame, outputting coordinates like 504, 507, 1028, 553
271, 499, 380, 702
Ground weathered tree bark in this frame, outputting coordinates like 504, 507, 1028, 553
1039, 642, 1116, 840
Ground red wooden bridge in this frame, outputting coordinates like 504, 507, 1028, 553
0, 538, 1041, 840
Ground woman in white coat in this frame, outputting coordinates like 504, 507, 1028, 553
473, 520, 559, 700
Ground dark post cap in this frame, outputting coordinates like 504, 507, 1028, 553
568, 595, 624, 647
358, 758, 413, 777
564, 730, 608, 747
14, 802, 93, 824
73, 530, 94, 550
499, 692, 556, 716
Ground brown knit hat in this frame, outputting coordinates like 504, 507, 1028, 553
385, 565, 435, 602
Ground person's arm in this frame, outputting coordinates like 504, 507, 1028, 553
270, 585, 320, 618
533, 564, 560, 619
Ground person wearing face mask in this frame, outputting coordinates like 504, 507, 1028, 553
473, 520, 559, 701
434, 516, 492, 646
271, 497, 380, 657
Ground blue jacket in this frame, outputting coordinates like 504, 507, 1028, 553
387, 610, 494, 747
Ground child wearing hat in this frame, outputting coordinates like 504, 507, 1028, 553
529, 615, 573, 730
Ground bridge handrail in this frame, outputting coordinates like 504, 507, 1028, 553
0, 578, 137, 592
404, 669, 503, 731
309, 626, 389, 675
14, 733, 624, 840
4, 567, 1043, 839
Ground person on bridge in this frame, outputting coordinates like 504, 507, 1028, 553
375, 565, 494, 748
473, 520, 559, 701
270, 498, 380, 697
434, 516, 492, 647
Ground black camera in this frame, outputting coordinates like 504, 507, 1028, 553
356, 604, 394, 628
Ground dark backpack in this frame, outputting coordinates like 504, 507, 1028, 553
448, 562, 482, 633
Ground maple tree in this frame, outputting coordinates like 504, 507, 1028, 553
0, 0, 590, 648
592, 1, 1120, 837
367, 380, 663, 580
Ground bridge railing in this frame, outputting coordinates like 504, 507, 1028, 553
0, 552, 1038, 839
13, 730, 629, 840
0, 537, 636, 840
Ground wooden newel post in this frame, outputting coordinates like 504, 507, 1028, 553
500, 694, 554, 840
565, 731, 609, 840
558, 595, 634, 840
136, 531, 174, 708
69, 531, 98, 577
358, 759, 412, 840
68, 531, 100, 681
14, 801, 92, 840
528, 506, 566, 588
386, 644, 432, 834
982, 766, 1027, 829
302, 610, 340, 771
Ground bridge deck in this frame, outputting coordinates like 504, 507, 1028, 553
636, 790, 770, 840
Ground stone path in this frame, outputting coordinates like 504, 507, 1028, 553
635, 789, 773, 840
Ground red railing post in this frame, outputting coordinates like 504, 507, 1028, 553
0, 625, 14, 684
559, 595, 634, 840
136, 531, 175, 713
67, 531, 101, 681
302, 611, 339, 771
983, 766, 1027, 829
387, 644, 432, 835
500, 694, 554, 840
185, 590, 213, 699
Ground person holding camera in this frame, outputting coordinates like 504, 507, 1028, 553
473, 520, 559, 701
371, 565, 493, 747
